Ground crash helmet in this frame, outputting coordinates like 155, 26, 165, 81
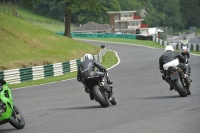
83, 54, 93, 60
165, 45, 174, 52
181, 44, 189, 53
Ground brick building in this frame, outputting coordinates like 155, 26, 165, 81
107, 11, 148, 34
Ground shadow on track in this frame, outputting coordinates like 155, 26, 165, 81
48, 105, 103, 111
0, 128, 16, 132
134, 95, 181, 100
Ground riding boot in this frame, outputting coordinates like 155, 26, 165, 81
89, 92, 94, 100
165, 78, 174, 90
106, 77, 113, 91
108, 88, 113, 101
85, 87, 90, 93
184, 67, 192, 83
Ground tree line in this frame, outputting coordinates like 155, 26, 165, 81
2, 0, 200, 37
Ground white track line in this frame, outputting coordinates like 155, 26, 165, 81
75, 38, 157, 49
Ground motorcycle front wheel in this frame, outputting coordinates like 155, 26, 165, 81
9, 105, 25, 129
92, 85, 109, 107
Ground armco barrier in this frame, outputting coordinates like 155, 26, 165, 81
0, 48, 106, 84
152, 36, 200, 51
56, 32, 137, 39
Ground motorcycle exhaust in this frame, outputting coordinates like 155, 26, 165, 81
99, 82, 104, 86
99, 82, 111, 91
182, 74, 187, 78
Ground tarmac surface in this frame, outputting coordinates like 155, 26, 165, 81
1, 40, 200, 133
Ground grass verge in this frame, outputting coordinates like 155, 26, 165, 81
0, 12, 100, 70
9, 50, 118, 89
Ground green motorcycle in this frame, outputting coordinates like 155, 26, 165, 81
0, 79, 25, 129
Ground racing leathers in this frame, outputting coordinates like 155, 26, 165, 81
77, 59, 112, 99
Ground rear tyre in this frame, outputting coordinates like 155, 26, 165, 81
9, 105, 25, 129
92, 85, 109, 107
173, 78, 187, 97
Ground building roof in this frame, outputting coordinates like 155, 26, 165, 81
107, 11, 137, 14
72, 22, 111, 32
116, 19, 144, 22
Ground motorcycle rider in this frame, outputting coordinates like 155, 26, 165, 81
77, 54, 113, 100
180, 43, 192, 78
180, 43, 190, 58
159, 45, 191, 90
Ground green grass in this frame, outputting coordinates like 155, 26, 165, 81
195, 28, 200, 36
16, 8, 62, 23
0, 4, 74, 32
190, 51, 200, 55
16, 7, 67, 32
9, 50, 118, 89
0, 12, 100, 70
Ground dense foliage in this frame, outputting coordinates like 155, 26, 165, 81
2, 0, 200, 31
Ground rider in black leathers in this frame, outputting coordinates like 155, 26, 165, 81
159, 45, 190, 90
77, 54, 113, 100
180, 43, 190, 59
180, 43, 192, 76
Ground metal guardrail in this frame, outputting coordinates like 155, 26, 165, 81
153, 36, 200, 51
0, 48, 106, 84
56, 33, 137, 39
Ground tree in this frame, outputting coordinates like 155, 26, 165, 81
141, 0, 166, 27
55, 0, 119, 38
118, 0, 143, 11
180, 0, 200, 28
19, 0, 41, 9
158, 0, 182, 30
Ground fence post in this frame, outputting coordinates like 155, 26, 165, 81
3, 0, 5, 12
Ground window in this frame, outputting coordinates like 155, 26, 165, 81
122, 13, 132, 17
115, 22, 119, 29
114, 14, 118, 20
121, 22, 127, 28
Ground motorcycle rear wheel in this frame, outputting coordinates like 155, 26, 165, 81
9, 105, 25, 129
174, 78, 187, 97
92, 85, 109, 107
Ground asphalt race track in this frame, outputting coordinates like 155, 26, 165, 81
1, 40, 200, 133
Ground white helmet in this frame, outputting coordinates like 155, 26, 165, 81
165, 45, 174, 52
83, 54, 93, 60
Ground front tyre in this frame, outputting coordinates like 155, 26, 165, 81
9, 105, 25, 129
173, 78, 187, 97
92, 85, 109, 107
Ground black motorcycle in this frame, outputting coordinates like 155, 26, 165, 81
165, 66, 191, 97
83, 71, 116, 107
